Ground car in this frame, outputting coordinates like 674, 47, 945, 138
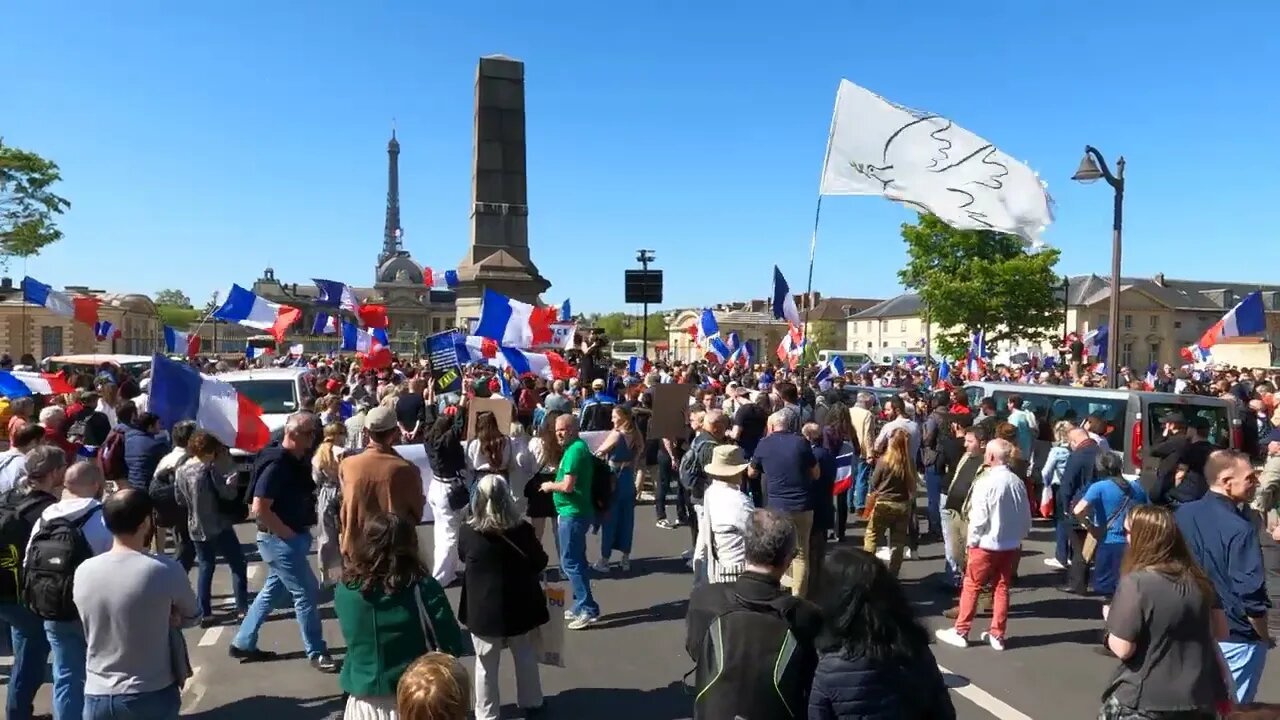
219, 367, 314, 498
960, 381, 1241, 479
839, 385, 906, 408
42, 354, 153, 380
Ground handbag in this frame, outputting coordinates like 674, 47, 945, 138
1082, 478, 1132, 563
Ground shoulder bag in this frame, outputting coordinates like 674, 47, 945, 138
1082, 478, 1133, 563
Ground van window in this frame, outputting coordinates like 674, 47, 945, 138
1146, 402, 1231, 449
991, 390, 1128, 453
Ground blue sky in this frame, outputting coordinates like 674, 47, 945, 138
6, 2, 1278, 314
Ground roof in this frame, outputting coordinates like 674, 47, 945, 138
849, 294, 924, 319
1066, 274, 1280, 311
808, 297, 883, 322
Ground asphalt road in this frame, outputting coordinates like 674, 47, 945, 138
5, 509, 1280, 719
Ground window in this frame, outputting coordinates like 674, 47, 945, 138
226, 379, 299, 414
866, 342, 873, 349
1147, 343, 1161, 367
40, 326, 63, 358
881, 321, 888, 331
899, 320, 907, 332
1121, 342, 1133, 368
1174, 321, 1182, 329
881, 342, 888, 348
1149, 315, 1159, 330
990, 389, 1128, 452
1146, 402, 1230, 449
865, 322, 871, 333
1096, 314, 1106, 329
1123, 314, 1133, 330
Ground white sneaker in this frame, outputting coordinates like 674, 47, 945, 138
934, 627, 969, 649
681, 548, 694, 560
591, 559, 610, 573
1043, 558, 1066, 570
875, 547, 891, 562
566, 614, 599, 631
619, 554, 631, 572
564, 609, 576, 621
904, 548, 914, 560
981, 631, 1006, 651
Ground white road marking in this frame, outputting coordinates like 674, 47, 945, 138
0, 654, 12, 666
938, 664, 1034, 720
248, 564, 261, 580
197, 625, 224, 647
181, 665, 208, 713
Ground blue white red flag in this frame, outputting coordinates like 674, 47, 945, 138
213, 285, 301, 341
312, 279, 361, 313
772, 266, 801, 327
149, 354, 270, 452
163, 326, 201, 357
475, 289, 557, 348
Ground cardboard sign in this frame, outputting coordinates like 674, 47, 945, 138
467, 397, 514, 441
648, 383, 697, 439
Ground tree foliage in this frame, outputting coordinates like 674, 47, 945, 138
156, 305, 201, 329
801, 321, 838, 363
898, 213, 1062, 359
154, 288, 192, 308
0, 139, 71, 266
586, 312, 667, 340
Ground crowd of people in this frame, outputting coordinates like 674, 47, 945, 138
0, 346, 1276, 719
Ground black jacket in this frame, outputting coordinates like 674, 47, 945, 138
457, 522, 549, 638
1142, 433, 1188, 500
943, 454, 983, 511
1058, 442, 1100, 529
424, 412, 467, 480
808, 646, 957, 720
685, 570, 823, 663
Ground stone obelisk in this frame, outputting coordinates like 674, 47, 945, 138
452, 54, 551, 325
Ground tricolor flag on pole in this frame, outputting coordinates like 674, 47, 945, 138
22, 277, 100, 326
312, 279, 361, 313
818, 79, 1054, 247
213, 285, 301, 342
725, 332, 741, 353
245, 345, 273, 361
475, 289, 557, 349
705, 336, 733, 363
163, 326, 201, 358
728, 342, 753, 368
815, 355, 846, 385
149, 354, 270, 452
1083, 325, 1108, 362
457, 336, 573, 381
312, 313, 339, 335
696, 309, 719, 346
966, 330, 986, 380
93, 320, 121, 341
772, 267, 802, 327
0, 370, 76, 398
777, 325, 804, 369
627, 356, 652, 375
1182, 290, 1266, 362
341, 322, 393, 370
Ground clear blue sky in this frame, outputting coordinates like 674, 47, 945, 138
7, 2, 1278, 313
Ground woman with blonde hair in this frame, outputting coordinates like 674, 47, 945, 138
458, 474, 548, 719
592, 405, 644, 573
1042, 420, 1074, 569
1099, 504, 1230, 719
315, 422, 348, 587
865, 429, 916, 575
396, 653, 471, 720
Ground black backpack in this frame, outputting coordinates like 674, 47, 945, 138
580, 401, 616, 433
694, 593, 811, 720
0, 490, 55, 604
149, 456, 187, 528
679, 436, 715, 501
23, 505, 102, 621
590, 455, 615, 515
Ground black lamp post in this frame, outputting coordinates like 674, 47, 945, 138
636, 249, 656, 360
1072, 146, 1125, 388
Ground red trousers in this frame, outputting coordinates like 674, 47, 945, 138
954, 547, 1018, 639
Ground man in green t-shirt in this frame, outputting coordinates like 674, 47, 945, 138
539, 414, 600, 628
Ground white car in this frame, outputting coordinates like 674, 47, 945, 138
218, 367, 314, 496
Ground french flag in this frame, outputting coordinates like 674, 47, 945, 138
815, 355, 846, 384
163, 326, 201, 357
149, 354, 270, 452
458, 336, 573, 380
312, 313, 339, 335
1143, 362, 1158, 390
705, 336, 733, 363
728, 342, 753, 368
94, 320, 121, 341
475, 289, 557, 348
696, 309, 719, 345
245, 345, 273, 361
776, 325, 804, 369
832, 450, 854, 495
725, 332, 741, 353
22, 277, 100, 327
213, 284, 301, 341
772, 266, 801, 327
628, 356, 652, 375
1184, 291, 1266, 361
1083, 325, 1107, 361
341, 322, 393, 370
0, 370, 76, 398
312, 278, 360, 312
966, 330, 986, 380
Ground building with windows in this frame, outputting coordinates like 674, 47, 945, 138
0, 278, 163, 359
846, 273, 1280, 367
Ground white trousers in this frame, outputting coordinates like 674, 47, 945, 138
472, 631, 543, 720
427, 480, 464, 585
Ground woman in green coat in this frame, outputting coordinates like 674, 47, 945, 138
336, 511, 466, 719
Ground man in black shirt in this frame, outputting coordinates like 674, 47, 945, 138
230, 412, 337, 673
731, 393, 771, 506
394, 379, 428, 442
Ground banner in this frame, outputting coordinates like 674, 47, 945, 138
424, 330, 463, 395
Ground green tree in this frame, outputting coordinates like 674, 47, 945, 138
591, 311, 666, 340
0, 139, 71, 267
154, 288, 192, 308
801, 321, 837, 363
898, 213, 1062, 359
156, 305, 200, 328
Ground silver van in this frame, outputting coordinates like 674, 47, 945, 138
962, 382, 1241, 479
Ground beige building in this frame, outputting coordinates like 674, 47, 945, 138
847, 274, 1280, 368
0, 278, 163, 359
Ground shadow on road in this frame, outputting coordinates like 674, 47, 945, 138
595, 598, 689, 630
184, 693, 345, 719
549, 681, 692, 720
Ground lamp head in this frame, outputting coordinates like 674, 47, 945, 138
1071, 151, 1104, 184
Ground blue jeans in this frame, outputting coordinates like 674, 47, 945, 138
924, 468, 942, 535
850, 458, 871, 511
194, 527, 250, 618
45, 618, 87, 720
233, 531, 327, 659
85, 685, 181, 720
601, 469, 636, 560
558, 515, 599, 618
1220, 640, 1268, 704
0, 603, 48, 720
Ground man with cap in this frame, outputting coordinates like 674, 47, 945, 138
338, 405, 425, 555
579, 378, 617, 433
1140, 411, 1188, 503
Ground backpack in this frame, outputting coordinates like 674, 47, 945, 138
98, 427, 127, 481
590, 455, 615, 515
694, 593, 811, 719
679, 436, 714, 501
23, 505, 102, 620
149, 456, 187, 528
0, 490, 55, 604
580, 401, 615, 433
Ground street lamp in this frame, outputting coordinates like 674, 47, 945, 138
1072, 146, 1125, 388
635, 249, 656, 360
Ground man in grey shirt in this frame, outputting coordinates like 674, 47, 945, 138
75, 488, 200, 719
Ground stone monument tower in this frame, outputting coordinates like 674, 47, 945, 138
452, 54, 551, 324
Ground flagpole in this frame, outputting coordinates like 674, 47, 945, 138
800, 81, 841, 392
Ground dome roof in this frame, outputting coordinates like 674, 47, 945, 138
377, 254, 424, 285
